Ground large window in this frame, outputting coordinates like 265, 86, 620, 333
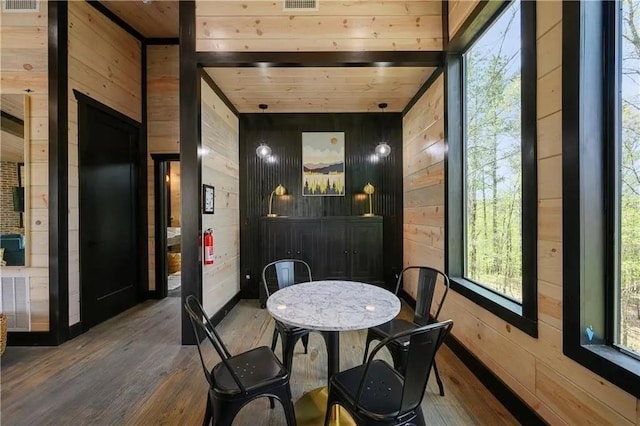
617, 0, 640, 357
464, 1, 522, 301
446, 0, 537, 336
563, 0, 640, 399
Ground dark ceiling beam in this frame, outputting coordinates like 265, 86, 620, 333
87, 0, 145, 41
197, 51, 444, 68
0, 111, 24, 139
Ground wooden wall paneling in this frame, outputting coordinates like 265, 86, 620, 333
67, 1, 142, 326
201, 80, 240, 316
239, 112, 403, 299
405, 2, 640, 423
147, 45, 180, 292
195, 0, 443, 52
0, 1, 50, 333
448, 0, 481, 40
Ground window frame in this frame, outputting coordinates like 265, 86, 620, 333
562, 0, 640, 399
445, 0, 538, 337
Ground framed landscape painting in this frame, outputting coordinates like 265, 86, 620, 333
302, 132, 345, 196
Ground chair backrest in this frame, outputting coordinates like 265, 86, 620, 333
261, 258, 312, 298
357, 320, 454, 415
184, 295, 247, 392
395, 266, 450, 325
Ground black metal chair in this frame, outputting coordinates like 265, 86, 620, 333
262, 259, 313, 373
362, 266, 450, 396
325, 320, 454, 426
184, 295, 297, 426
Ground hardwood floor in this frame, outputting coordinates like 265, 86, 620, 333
1, 298, 517, 425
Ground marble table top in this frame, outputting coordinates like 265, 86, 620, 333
266, 280, 400, 332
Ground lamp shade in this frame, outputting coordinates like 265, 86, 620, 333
375, 142, 391, 158
274, 184, 286, 196
363, 183, 375, 195
256, 143, 272, 159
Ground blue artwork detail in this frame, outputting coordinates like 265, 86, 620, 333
585, 325, 595, 341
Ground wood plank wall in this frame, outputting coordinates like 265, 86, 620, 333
0, 1, 49, 331
67, 1, 142, 325
200, 81, 240, 315
195, 1, 443, 52
448, 0, 480, 39
147, 45, 179, 291
404, 2, 640, 424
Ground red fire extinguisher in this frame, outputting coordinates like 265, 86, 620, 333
204, 228, 214, 265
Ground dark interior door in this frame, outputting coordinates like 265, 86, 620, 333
79, 99, 140, 329
323, 219, 349, 279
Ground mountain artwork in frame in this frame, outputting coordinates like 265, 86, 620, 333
302, 132, 345, 196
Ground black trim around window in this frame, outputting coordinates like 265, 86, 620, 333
562, 0, 640, 399
445, 0, 538, 337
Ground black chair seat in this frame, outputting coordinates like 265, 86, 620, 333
331, 360, 404, 417
369, 319, 417, 348
325, 321, 454, 426
212, 346, 288, 395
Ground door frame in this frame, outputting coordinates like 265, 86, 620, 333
151, 153, 180, 299
75, 90, 148, 332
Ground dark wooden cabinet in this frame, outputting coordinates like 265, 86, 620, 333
260, 216, 383, 305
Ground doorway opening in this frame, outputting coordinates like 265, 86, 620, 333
152, 154, 181, 298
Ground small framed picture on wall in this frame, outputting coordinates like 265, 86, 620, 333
203, 184, 215, 214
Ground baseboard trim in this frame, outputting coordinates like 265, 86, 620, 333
7, 331, 57, 346
68, 322, 84, 339
147, 290, 163, 300
398, 292, 546, 425
208, 292, 241, 327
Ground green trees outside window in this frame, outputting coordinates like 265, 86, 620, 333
464, 0, 522, 301
618, 0, 640, 356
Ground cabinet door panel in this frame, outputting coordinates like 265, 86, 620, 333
349, 221, 383, 282
322, 220, 349, 279
293, 220, 321, 280
264, 221, 294, 262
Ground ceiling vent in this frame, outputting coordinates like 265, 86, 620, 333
284, 0, 318, 11
2, 0, 39, 12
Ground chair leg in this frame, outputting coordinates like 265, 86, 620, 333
433, 359, 445, 396
203, 392, 213, 426
273, 383, 297, 426
413, 406, 426, 426
281, 333, 299, 374
271, 327, 279, 352
212, 396, 243, 426
301, 333, 309, 354
361, 330, 375, 364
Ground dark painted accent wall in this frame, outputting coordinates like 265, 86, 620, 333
239, 113, 403, 298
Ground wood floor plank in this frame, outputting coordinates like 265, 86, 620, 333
0, 298, 517, 425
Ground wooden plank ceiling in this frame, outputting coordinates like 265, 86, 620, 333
204, 66, 436, 112
99, 0, 178, 38
95, 1, 443, 113
196, 1, 443, 52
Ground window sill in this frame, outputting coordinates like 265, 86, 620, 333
449, 277, 538, 337
564, 343, 640, 399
